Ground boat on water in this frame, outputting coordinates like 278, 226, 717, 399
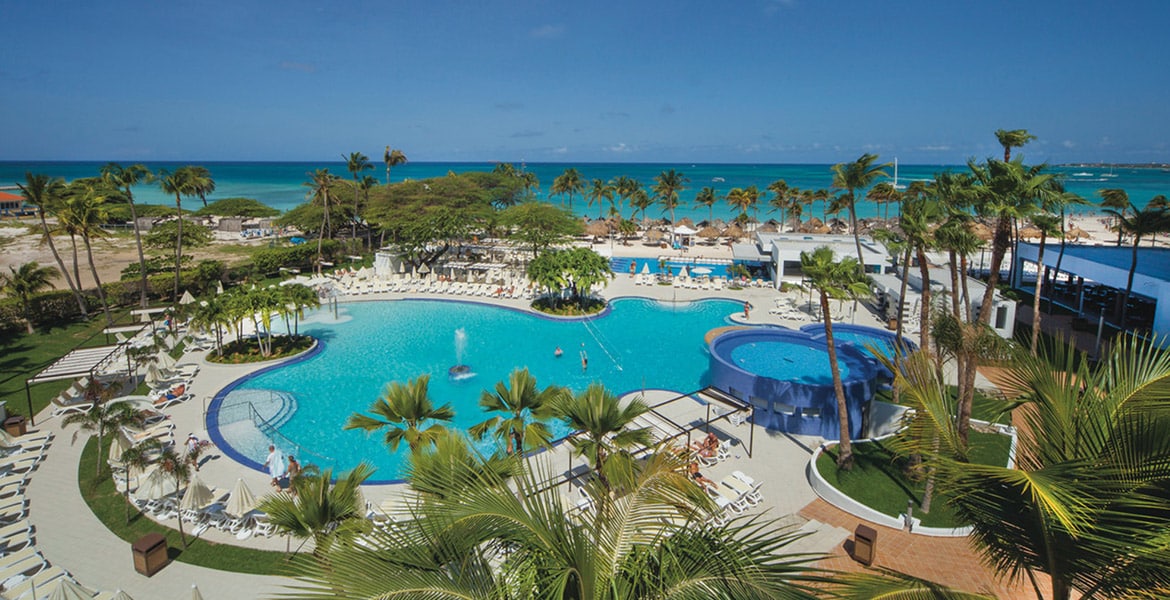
1072, 172, 1094, 177
712, 177, 725, 182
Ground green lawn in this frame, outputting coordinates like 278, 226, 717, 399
873, 385, 1013, 425
815, 431, 1012, 529
78, 436, 292, 575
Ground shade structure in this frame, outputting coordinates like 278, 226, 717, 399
586, 221, 610, 237
679, 266, 690, 278
696, 226, 720, 239
179, 290, 197, 305
1067, 226, 1091, 240
640, 262, 651, 274
224, 478, 258, 517
155, 351, 177, 371
418, 263, 431, 275
969, 222, 994, 241
1019, 226, 1043, 239
139, 468, 178, 500
47, 578, 95, 600
673, 225, 698, 235
108, 431, 132, 464
180, 475, 216, 511
645, 228, 664, 242
722, 224, 744, 239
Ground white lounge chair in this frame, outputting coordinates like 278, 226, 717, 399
0, 519, 34, 552
0, 546, 45, 583
2, 565, 70, 599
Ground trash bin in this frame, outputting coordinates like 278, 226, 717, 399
3, 415, 27, 438
132, 532, 168, 576
853, 524, 877, 566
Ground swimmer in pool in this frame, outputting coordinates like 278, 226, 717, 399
555, 346, 563, 357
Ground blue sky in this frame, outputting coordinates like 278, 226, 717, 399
2, 0, 1167, 164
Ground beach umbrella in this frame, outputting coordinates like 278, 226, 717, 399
418, 263, 431, 275
640, 262, 651, 275
586, 221, 610, 237
180, 474, 216, 512
678, 217, 695, 227
216, 281, 224, 295
1019, 226, 1043, 239
645, 229, 664, 242
108, 430, 132, 464
225, 478, 259, 517
692, 267, 713, 276
673, 225, 698, 235
140, 468, 178, 500
108, 591, 135, 600
696, 226, 720, 240
191, 585, 205, 600
722, 224, 744, 240
179, 290, 197, 305
155, 350, 177, 370
1067, 226, 1091, 240
969, 222, 994, 241
47, 578, 95, 600
679, 266, 690, 278
757, 222, 779, 233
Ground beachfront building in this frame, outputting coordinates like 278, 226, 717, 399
871, 267, 1018, 339
1013, 241, 1170, 336
733, 232, 891, 290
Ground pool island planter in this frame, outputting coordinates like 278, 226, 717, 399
707, 327, 879, 440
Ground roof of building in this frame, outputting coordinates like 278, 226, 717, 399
755, 232, 889, 266
1021, 242, 1170, 282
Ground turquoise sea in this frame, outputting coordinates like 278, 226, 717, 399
2, 161, 1168, 222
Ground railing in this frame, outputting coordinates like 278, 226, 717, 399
218, 390, 337, 469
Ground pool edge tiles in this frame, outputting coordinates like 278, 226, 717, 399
707, 327, 879, 440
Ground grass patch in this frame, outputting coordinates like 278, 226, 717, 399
531, 297, 607, 317
78, 435, 291, 574
875, 385, 1013, 425
816, 431, 1012, 529
205, 335, 314, 364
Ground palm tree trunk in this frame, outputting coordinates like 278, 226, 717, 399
848, 201, 866, 278
1030, 234, 1048, 355
174, 195, 184, 303
822, 292, 853, 470
316, 192, 328, 275
895, 246, 912, 349
38, 209, 88, 316
68, 233, 84, 295
82, 233, 113, 325
947, 250, 961, 318
916, 246, 931, 354
959, 254, 972, 322
1120, 237, 1140, 327
126, 194, 150, 308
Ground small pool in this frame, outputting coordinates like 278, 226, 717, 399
209, 297, 744, 482
728, 342, 845, 384
610, 257, 741, 280
800, 323, 916, 378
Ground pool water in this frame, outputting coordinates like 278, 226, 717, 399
213, 297, 743, 481
727, 341, 843, 385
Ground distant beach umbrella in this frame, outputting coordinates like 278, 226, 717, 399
586, 221, 610, 237
1067, 226, 1091, 240
722, 224, 744, 240
679, 266, 690, 278
696, 226, 720, 239
179, 290, 197, 305
969, 222, 994, 241
1019, 226, 1043, 239
640, 262, 651, 274
678, 217, 695, 227
645, 229, 664, 242
757, 222, 779, 233
108, 430, 132, 464
47, 578, 95, 600
418, 263, 431, 275
109, 591, 135, 600
140, 467, 178, 500
180, 474, 216, 512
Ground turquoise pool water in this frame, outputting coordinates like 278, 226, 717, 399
727, 341, 843, 385
213, 297, 743, 481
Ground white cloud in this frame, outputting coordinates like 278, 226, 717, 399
530, 24, 564, 39
606, 142, 631, 153
919, 145, 952, 152
552, 146, 568, 154
1063, 140, 1076, 149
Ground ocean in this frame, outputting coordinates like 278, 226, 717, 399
2, 161, 1167, 223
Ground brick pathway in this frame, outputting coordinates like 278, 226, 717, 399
800, 499, 1055, 599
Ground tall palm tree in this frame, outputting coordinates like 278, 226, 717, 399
1098, 188, 1130, 247
1027, 212, 1063, 354
344, 152, 373, 242
282, 450, 833, 600
726, 187, 749, 218
889, 338, 1170, 600
609, 175, 638, 221
469, 368, 564, 455
552, 167, 585, 211
18, 173, 86, 316
994, 128, 1037, 162
867, 181, 900, 222
585, 178, 614, 221
345, 375, 455, 453
281, 283, 320, 337
554, 383, 651, 491
63, 395, 141, 477
101, 163, 153, 308
1147, 194, 1169, 246
157, 167, 197, 302
901, 186, 942, 353
383, 146, 407, 185
358, 174, 378, 249
1102, 202, 1170, 328
304, 168, 337, 275
800, 246, 871, 470
258, 464, 373, 555
62, 181, 114, 324
831, 153, 891, 277
653, 169, 688, 241
1048, 186, 1089, 315
0, 261, 59, 334
694, 186, 718, 223
628, 187, 652, 223
154, 446, 192, 547
767, 180, 791, 230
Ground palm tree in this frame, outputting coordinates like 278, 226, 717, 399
61, 181, 114, 325
281, 449, 832, 600
188, 295, 232, 356
628, 187, 652, 223
693, 186, 718, 223
831, 153, 891, 278
609, 175, 638, 221
469, 368, 564, 455
187, 166, 216, 207
0, 261, 58, 334
382, 146, 407, 184
157, 167, 197, 302
800, 246, 871, 470
357, 174, 379, 249
154, 446, 192, 547
554, 383, 651, 491
1102, 202, 1170, 328
889, 338, 1170, 600
767, 180, 791, 230
900, 187, 942, 353
101, 163, 152, 308
994, 128, 1037, 162
867, 181, 900, 222
345, 375, 455, 453
585, 178, 613, 220
63, 394, 141, 477
281, 283, 320, 337
1027, 213, 1063, 354
653, 169, 688, 241
259, 463, 373, 555
551, 167, 585, 211
1048, 186, 1089, 314
1099, 188, 1131, 247
304, 169, 337, 275
344, 152, 373, 242
1147, 194, 1169, 246
18, 173, 86, 316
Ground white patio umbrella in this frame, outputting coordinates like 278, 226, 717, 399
418, 263, 431, 275
640, 262, 650, 275
47, 578, 95, 600
108, 591, 135, 600
155, 350, 177, 370
108, 430, 132, 464
680, 266, 690, 278
191, 584, 205, 600
140, 468, 178, 500
180, 475, 216, 512
215, 281, 224, 295
224, 478, 259, 518
179, 290, 197, 305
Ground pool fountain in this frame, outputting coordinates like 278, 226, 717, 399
448, 327, 474, 380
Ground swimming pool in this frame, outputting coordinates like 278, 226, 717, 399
209, 297, 744, 482
610, 257, 740, 279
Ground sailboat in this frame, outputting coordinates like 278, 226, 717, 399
1102, 163, 1118, 178
892, 158, 906, 190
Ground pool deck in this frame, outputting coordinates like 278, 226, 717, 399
20, 275, 1019, 597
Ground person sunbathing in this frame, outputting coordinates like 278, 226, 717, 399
691, 432, 718, 458
688, 462, 716, 490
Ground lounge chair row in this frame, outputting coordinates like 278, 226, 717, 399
338, 277, 535, 300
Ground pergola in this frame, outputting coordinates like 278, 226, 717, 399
23, 339, 137, 426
